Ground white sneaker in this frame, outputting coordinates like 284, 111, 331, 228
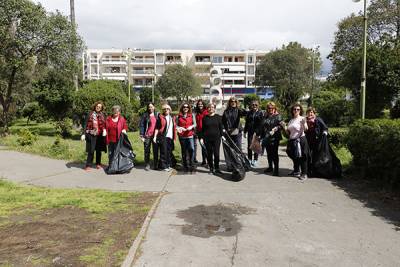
253, 160, 258, 167
299, 174, 308, 181
163, 167, 172, 172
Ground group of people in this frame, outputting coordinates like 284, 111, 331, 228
82, 97, 329, 181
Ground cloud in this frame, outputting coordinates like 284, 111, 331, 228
34, 0, 362, 72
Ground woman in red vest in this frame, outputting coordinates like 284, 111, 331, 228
153, 103, 176, 171
194, 100, 208, 166
176, 102, 197, 173
105, 105, 128, 167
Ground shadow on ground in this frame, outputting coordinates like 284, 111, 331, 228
330, 177, 400, 232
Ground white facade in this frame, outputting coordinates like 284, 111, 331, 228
82, 48, 268, 98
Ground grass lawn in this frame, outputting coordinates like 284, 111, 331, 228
0, 119, 182, 166
0, 179, 158, 266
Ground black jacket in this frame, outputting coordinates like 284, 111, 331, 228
222, 108, 247, 133
139, 111, 159, 137
257, 113, 283, 144
244, 110, 264, 134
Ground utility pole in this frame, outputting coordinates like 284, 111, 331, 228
70, 0, 79, 91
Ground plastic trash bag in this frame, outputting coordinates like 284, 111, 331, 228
313, 135, 342, 179
106, 133, 136, 174
222, 132, 251, 181
249, 134, 263, 155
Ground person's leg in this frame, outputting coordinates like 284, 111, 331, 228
179, 138, 188, 170
247, 135, 253, 161
152, 139, 159, 170
108, 142, 116, 166
95, 149, 102, 166
165, 137, 173, 168
213, 139, 221, 172
159, 136, 168, 169
264, 143, 273, 172
205, 140, 214, 172
272, 142, 280, 176
293, 158, 300, 174
300, 156, 308, 176
193, 134, 198, 163
144, 138, 151, 166
188, 138, 195, 170
86, 152, 94, 167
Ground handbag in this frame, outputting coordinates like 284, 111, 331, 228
249, 134, 263, 155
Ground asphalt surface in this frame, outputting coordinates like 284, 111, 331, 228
1, 145, 399, 266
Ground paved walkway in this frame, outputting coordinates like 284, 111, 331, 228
1, 147, 399, 266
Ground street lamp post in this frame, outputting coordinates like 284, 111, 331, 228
124, 48, 133, 102
309, 45, 319, 107
353, 0, 368, 119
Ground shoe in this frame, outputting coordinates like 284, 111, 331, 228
264, 167, 273, 173
288, 171, 300, 177
273, 171, 280, 177
201, 161, 207, 166
194, 159, 199, 164
299, 174, 308, 181
252, 160, 258, 167
84, 166, 91, 171
96, 164, 103, 169
214, 169, 223, 175
145, 164, 150, 171
163, 167, 172, 172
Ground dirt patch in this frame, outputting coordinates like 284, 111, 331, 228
176, 203, 255, 238
0, 192, 158, 267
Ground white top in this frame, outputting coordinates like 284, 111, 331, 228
287, 116, 307, 140
165, 115, 174, 139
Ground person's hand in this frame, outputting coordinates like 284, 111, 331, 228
221, 136, 226, 141
280, 121, 286, 128
153, 136, 157, 143
80, 134, 85, 141
102, 129, 107, 137
177, 127, 183, 134
269, 130, 275, 136
323, 131, 328, 136
140, 136, 145, 142
200, 138, 204, 145
122, 129, 127, 134
187, 125, 194, 131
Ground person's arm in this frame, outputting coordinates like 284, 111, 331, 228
153, 116, 161, 143
243, 113, 249, 134
139, 114, 146, 137
222, 111, 229, 131
318, 117, 328, 135
191, 113, 197, 130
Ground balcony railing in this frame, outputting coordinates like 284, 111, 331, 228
132, 59, 155, 63
101, 58, 127, 63
133, 70, 154, 74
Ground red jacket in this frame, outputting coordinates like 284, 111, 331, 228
84, 111, 106, 136
156, 114, 176, 140
195, 109, 208, 133
177, 113, 195, 138
105, 115, 128, 144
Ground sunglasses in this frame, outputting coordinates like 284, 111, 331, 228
294, 108, 301, 111
183, 106, 189, 108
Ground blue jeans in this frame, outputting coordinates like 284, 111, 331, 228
179, 137, 195, 169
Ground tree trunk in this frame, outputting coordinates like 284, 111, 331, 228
0, 67, 17, 133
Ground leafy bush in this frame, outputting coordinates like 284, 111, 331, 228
390, 99, 400, 119
74, 80, 132, 124
243, 94, 260, 109
328, 127, 348, 147
313, 85, 356, 127
17, 129, 38, 146
127, 113, 141, 132
55, 118, 73, 138
49, 136, 69, 157
346, 119, 400, 192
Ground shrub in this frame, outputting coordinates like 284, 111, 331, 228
128, 113, 141, 132
55, 118, 73, 138
17, 129, 38, 146
328, 127, 348, 147
346, 119, 400, 192
49, 136, 69, 157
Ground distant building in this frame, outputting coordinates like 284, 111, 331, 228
82, 48, 268, 100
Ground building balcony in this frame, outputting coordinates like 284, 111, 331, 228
132, 59, 154, 64
102, 72, 127, 77
101, 59, 127, 65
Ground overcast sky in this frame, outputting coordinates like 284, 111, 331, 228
34, 0, 362, 73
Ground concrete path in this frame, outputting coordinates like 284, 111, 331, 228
1, 148, 399, 266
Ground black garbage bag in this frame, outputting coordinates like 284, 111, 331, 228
313, 135, 342, 179
222, 132, 251, 181
106, 133, 136, 175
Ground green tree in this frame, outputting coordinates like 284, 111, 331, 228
155, 65, 202, 103
0, 0, 83, 132
139, 87, 160, 107
328, 0, 400, 118
256, 42, 321, 113
74, 80, 132, 124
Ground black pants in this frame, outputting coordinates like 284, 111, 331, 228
265, 141, 279, 170
86, 137, 103, 167
179, 137, 194, 170
205, 138, 221, 171
247, 131, 258, 161
159, 136, 174, 169
293, 157, 308, 175
229, 133, 242, 151
108, 142, 117, 166
144, 137, 158, 168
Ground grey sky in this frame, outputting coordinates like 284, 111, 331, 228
34, 0, 362, 73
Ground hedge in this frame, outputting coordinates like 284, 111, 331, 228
328, 128, 348, 147
346, 119, 400, 192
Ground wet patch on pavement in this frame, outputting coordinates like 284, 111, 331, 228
176, 203, 255, 238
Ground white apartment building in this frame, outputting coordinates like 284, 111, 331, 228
82, 48, 268, 98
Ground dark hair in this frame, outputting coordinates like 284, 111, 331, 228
291, 103, 303, 117
147, 103, 156, 113
179, 102, 192, 114
91, 101, 105, 112
306, 106, 316, 114
195, 100, 205, 113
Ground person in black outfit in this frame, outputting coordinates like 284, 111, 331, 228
257, 101, 284, 176
139, 103, 159, 170
222, 97, 247, 171
200, 103, 224, 175
244, 100, 263, 167
305, 107, 328, 176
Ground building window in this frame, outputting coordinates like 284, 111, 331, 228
195, 56, 211, 62
212, 56, 223, 63
248, 56, 253, 64
247, 66, 255, 75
